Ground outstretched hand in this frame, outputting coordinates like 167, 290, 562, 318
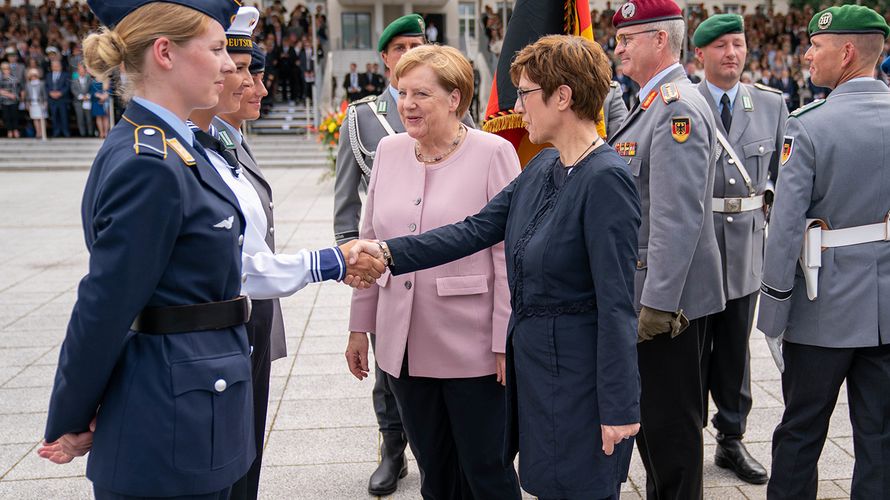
338, 240, 385, 289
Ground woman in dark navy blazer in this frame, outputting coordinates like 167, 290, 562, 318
36, 1, 278, 498
348, 35, 642, 500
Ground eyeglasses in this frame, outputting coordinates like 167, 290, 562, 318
516, 87, 543, 107
615, 29, 660, 47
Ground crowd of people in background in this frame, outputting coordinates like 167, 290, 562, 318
4, 0, 890, 137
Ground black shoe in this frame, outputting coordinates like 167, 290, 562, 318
368, 431, 408, 496
715, 434, 769, 485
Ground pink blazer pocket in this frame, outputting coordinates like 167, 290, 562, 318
436, 275, 489, 296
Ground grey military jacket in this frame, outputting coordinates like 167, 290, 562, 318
214, 117, 287, 360
757, 79, 890, 348
333, 88, 475, 244
603, 81, 628, 140
608, 65, 725, 321
698, 82, 787, 300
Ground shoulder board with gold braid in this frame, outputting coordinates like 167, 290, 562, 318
790, 99, 825, 118
753, 82, 783, 94
660, 82, 680, 104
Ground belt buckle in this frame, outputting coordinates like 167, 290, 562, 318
724, 198, 742, 213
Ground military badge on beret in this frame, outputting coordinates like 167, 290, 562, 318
781, 137, 794, 165
671, 117, 690, 143
818, 12, 832, 30
621, 3, 636, 19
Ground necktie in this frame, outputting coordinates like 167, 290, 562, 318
720, 93, 732, 132
194, 129, 241, 177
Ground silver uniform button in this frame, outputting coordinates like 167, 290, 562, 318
758, 145, 765, 154
143, 128, 156, 136
214, 379, 227, 392
405, 281, 412, 290
726, 216, 734, 223
269, 227, 275, 234
729, 178, 736, 185
728, 158, 735, 164
409, 223, 416, 232
238, 234, 244, 246
269, 201, 274, 210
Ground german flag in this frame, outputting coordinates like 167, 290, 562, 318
482, 0, 604, 167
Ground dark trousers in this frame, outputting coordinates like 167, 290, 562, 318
230, 300, 274, 500
386, 361, 521, 500
2, 103, 19, 132
48, 99, 69, 137
768, 341, 890, 500
94, 486, 231, 500
636, 316, 706, 500
701, 292, 756, 436
370, 333, 403, 434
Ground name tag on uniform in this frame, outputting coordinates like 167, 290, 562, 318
615, 142, 637, 157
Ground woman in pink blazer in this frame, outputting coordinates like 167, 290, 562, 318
346, 45, 522, 499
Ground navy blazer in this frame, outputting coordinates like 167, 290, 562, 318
44, 102, 254, 496
386, 146, 641, 498
45, 71, 70, 101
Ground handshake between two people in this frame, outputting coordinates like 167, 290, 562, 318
336, 239, 391, 289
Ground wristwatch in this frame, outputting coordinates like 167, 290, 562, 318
376, 241, 393, 267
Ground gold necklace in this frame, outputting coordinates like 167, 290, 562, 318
415, 124, 466, 164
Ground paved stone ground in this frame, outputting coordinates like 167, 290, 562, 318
0, 169, 856, 499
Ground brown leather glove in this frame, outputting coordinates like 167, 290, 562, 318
637, 307, 690, 343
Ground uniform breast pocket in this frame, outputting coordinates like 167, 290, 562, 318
742, 139, 776, 177
171, 353, 252, 472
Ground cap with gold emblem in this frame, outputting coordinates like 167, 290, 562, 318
808, 5, 890, 38
87, 0, 241, 29
226, 6, 260, 53
692, 14, 744, 48
377, 14, 426, 52
612, 0, 683, 29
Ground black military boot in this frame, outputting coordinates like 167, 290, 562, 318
715, 433, 769, 485
368, 431, 408, 496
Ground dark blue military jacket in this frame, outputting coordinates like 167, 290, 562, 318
44, 101, 255, 496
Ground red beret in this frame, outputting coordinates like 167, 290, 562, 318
612, 0, 683, 28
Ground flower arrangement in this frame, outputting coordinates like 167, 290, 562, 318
317, 105, 347, 179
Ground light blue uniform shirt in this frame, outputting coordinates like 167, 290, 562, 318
638, 62, 683, 101
706, 80, 740, 116
132, 96, 194, 146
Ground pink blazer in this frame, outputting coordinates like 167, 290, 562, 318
349, 128, 520, 379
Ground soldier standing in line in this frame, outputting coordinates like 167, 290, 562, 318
608, 0, 726, 497
758, 6, 890, 499
691, 13, 788, 486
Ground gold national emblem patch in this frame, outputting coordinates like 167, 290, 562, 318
671, 117, 690, 143
781, 136, 794, 165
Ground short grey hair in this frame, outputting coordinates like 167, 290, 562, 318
648, 19, 686, 58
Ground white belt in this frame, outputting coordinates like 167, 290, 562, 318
799, 212, 890, 300
712, 195, 764, 213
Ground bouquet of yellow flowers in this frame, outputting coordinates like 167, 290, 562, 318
317, 106, 347, 178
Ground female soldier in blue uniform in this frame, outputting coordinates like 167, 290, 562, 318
35, 1, 278, 498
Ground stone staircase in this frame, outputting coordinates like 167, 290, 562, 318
0, 134, 328, 170
248, 101, 316, 135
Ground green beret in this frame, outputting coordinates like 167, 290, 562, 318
693, 14, 744, 48
378, 14, 426, 52
809, 5, 890, 38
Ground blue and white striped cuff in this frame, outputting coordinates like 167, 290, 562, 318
311, 247, 346, 282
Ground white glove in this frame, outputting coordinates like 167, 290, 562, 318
764, 333, 784, 374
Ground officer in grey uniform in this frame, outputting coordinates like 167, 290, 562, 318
608, 1, 725, 497
332, 14, 423, 496
758, 6, 890, 499
604, 80, 628, 138
691, 14, 787, 486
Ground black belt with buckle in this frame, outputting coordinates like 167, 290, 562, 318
131, 296, 252, 335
